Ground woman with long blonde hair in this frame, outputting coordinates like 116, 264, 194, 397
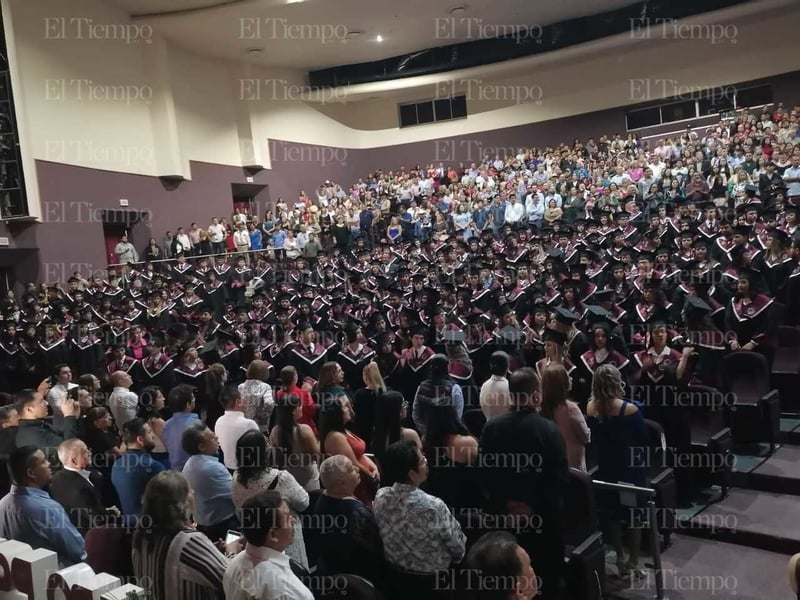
540, 364, 590, 471
352, 361, 385, 444
586, 364, 647, 580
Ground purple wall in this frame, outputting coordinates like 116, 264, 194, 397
6, 69, 799, 285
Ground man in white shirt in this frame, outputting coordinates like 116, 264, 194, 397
214, 388, 259, 471
175, 227, 192, 254
46, 364, 78, 428
108, 371, 138, 429
524, 190, 545, 227
783, 156, 800, 201
208, 217, 227, 254
504, 196, 525, 228
480, 351, 511, 420
224, 490, 314, 600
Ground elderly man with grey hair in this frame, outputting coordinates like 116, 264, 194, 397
312, 455, 384, 580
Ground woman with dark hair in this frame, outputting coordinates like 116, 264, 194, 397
421, 403, 479, 510
371, 390, 421, 458
756, 228, 792, 298
137, 386, 169, 469
575, 321, 631, 404
132, 471, 227, 600
269, 394, 320, 490
319, 395, 379, 507
540, 364, 590, 471
411, 354, 464, 435
586, 365, 647, 580
313, 361, 349, 412
142, 238, 163, 262
232, 430, 309, 567
200, 363, 227, 429
81, 405, 125, 506
275, 365, 317, 434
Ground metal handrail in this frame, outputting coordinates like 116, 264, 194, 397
107, 246, 287, 269
592, 479, 666, 600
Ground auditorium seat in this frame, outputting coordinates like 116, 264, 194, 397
462, 409, 487, 438
563, 468, 605, 600
84, 527, 134, 578
313, 574, 384, 599
723, 352, 780, 452
686, 385, 734, 500
384, 564, 453, 600
772, 326, 800, 410
643, 419, 676, 550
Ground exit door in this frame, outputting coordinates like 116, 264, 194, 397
103, 223, 128, 265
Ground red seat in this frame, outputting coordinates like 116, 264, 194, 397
84, 527, 133, 578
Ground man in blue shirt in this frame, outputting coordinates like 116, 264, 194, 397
271, 224, 287, 260
181, 421, 237, 544
160, 384, 199, 471
111, 418, 165, 518
0, 446, 86, 568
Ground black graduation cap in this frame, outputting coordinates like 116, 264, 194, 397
684, 296, 712, 315
785, 205, 800, 217
496, 303, 515, 317
732, 224, 752, 237
615, 211, 631, 221
466, 311, 488, 326
546, 248, 565, 261
637, 251, 654, 263
769, 228, 789, 243
737, 266, 763, 285
147, 334, 165, 347
592, 288, 615, 303
585, 305, 617, 328
215, 329, 239, 343
400, 307, 420, 322
542, 328, 567, 344
553, 306, 579, 325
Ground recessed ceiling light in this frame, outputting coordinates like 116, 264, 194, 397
376, 34, 384, 42
449, 5, 467, 14
247, 47, 264, 54
286, 0, 304, 4
346, 30, 363, 40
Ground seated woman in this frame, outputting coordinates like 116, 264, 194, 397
269, 393, 320, 491
132, 471, 228, 600
233, 430, 310, 569
319, 395, 380, 507
540, 364, 590, 471
421, 404, 480, 511
586, 364, 647, 580
313, 455, 385, 581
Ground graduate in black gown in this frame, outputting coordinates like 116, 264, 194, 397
134, 334, 176, 394
70, 319, 104, 377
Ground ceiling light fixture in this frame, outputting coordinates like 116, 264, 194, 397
247, 47, 264, 54
286, 0, 305, 4
376, 34, 384, 42
449, 5, 467, 14
346, 30, 363, 40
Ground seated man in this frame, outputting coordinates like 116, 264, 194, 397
314, 455, 384, 580
224, 490, 314, 600
111, 418, 165, 518
373, 440, 466, 574
0, 446, 86, 567
49, 439, 118, 534
463, 531, 539, 600
181, 421, 237, 543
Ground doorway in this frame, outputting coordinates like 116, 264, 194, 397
103, 223, 128, 266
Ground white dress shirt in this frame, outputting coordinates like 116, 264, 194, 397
208, 223, 226, 243
504, 202, 525, 224
223, 544, 314, 600
214, 410, 259, 470
479, 375, 511, 420
47, 383, 78, 428
108, 387, 139, 429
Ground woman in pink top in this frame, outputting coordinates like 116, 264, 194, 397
540, 363, 590, 471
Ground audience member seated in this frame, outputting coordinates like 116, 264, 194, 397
412, 354, 465, 436
214, 386, 259, 471
0, 445, 86, 567
480, 368, 569, 600
137, 386, 170, 468
586, 364, 647, 580
223, 490, 314, 600
479, 351, 511, 420
181, 421, 238, 544
132, 471, 228, 600
237, 359, 275, 433
233, 429, 309, 568
319, 395, 379, 507
15, 386, 79, 465
108, 370, 138, 429
268, 393, 320, 490
422, 404, 480, 511
49, 438, 119, 534
161, 384, 200, 471
540, 364, 591, 471
111, 417, 166, 518
373, 440, 466, 575
314, 454, 385, 581
463, 531, 539, 600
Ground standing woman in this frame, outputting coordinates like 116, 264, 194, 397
132, 471, 227, 600
586, 365, 647, 580
540, 364, 590, 471
318, 395, 379, 507
276, 365, 318, 435
138, 386, 170, 469
237, 359, 275, 433
201, 363, 227, 430
371, 390, 421, 459
143, 238, 164, 262
269, 393, 320, 491
351, 361, 385, 444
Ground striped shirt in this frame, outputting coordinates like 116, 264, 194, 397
132, 529, 227, 600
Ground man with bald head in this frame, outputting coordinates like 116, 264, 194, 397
48, 439, 118, 533
108, 370, 138, 429
313, 455, 384, 581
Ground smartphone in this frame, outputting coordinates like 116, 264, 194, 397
225, 530, 243, 555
